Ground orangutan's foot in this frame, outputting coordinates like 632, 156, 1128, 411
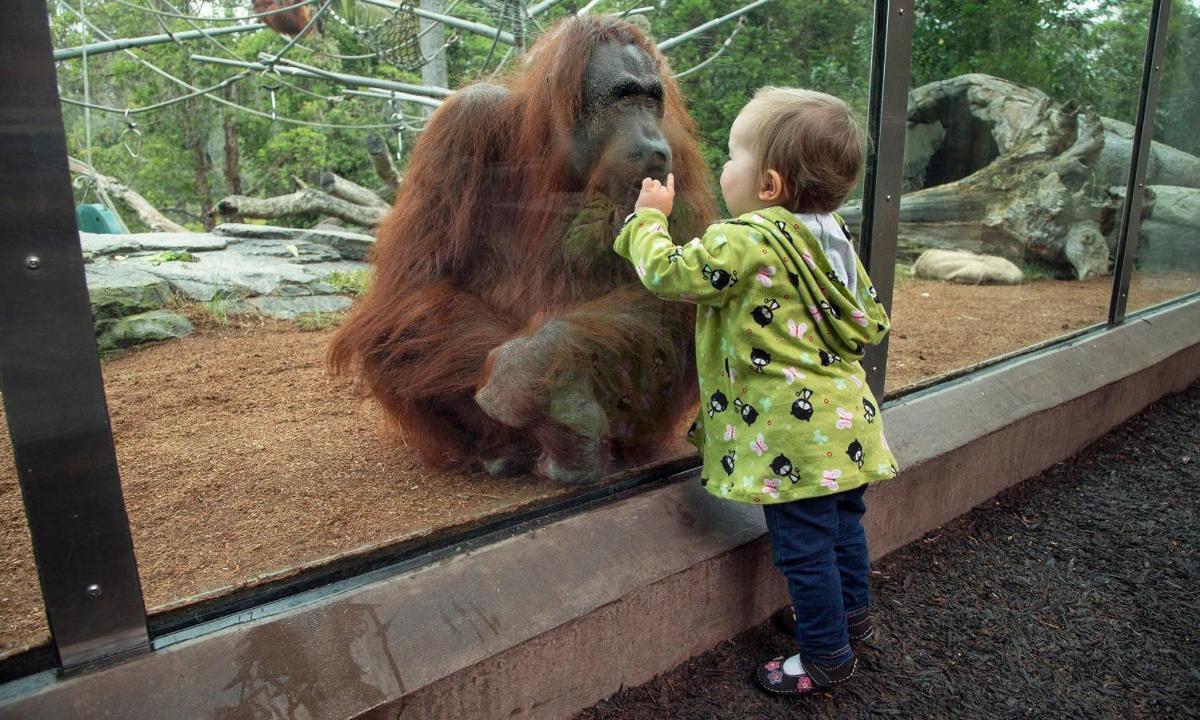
536, 453, 604, 485
482, 455, 530, 478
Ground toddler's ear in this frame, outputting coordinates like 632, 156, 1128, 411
758, 169, 786, 204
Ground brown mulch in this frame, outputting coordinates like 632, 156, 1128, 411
0, 272, 1196, 660
576, 380, 1200, 720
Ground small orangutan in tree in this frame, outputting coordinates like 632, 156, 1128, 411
328, 15, 717, 484
252, 0, 320, 37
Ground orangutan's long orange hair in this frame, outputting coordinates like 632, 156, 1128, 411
328, 15, 716, 470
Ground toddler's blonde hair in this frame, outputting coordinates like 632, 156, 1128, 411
741, 87, 866, 213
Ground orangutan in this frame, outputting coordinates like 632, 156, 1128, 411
328, 15, 716, 484
252, 0, 320, 37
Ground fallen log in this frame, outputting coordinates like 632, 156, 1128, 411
68, 156, 188, 233
213, 187, 386, 227
319, 170, 392, 211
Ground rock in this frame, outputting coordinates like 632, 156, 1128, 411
213, 223, 375, 260
912, 249, 1024, 285
1097, 118, 1200, 189
120, 250, 320, 301
1137, 185, 1200, 271
210, 223, 307, 239
247, 295, 354, 320
79, 231, 227, 258
1062, 224, 1110, 280
85, 265, 172, 320
75, 229, 370, 351
298, 229, 374, 260
878, 75, 1111, 278
903, 121, 947, 192
95, 310, 193, 352
231, 239, 344, 264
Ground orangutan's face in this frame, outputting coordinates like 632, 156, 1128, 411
573, 40, 672, 210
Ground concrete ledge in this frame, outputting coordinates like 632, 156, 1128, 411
2, 297, 1198, 720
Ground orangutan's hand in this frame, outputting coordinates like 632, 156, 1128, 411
634, 173, 674, 217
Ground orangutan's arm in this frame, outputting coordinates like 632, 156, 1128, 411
475, 283, 690, 431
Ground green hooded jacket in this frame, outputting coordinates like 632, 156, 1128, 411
614, 205, 900, 504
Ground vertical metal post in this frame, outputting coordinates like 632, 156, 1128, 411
859, 0, 914, 400
1109, 0, 1172, 325
0, 0, 149, 671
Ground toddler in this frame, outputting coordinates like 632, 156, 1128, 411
613, 87, 899, 695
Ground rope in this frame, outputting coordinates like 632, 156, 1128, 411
106, 0, 323, 23
57, 3, 399, 130
674, 18, 745, 80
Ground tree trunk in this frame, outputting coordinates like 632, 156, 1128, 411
367, 134, 402, 202
179, 102, 215, 230
68, 157, 189, 233
221, 85, 244, 223
320, 170, 392, 211
214, 188, 387, 227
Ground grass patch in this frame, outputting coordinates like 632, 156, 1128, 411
295, 312, 344, 331
325, 268, 372, 296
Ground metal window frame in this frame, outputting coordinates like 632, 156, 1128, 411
1109, 0, 1173, 325
859, 0, 914, 401
0, 0, 149, 673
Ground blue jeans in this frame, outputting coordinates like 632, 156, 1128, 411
762, 485, 870, 668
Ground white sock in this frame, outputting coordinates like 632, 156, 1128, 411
783, 653, 805, 676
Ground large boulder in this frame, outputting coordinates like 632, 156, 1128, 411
95, 310, 193, 352
913, 249, 1024, 285
1136, 185, 1200, 271
841, 74, 1200, 280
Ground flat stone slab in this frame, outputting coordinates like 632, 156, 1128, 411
213, 223, 375, 260
78, 227, 371, 350
230, 239, 344, 264
80, 232, 227, 258
119, 251, 320, 301
247, 295, 354, 319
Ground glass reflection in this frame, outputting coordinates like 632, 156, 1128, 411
880, 0, 1148, 394
1128, 0, 1200, 314
5, 1, 868, 635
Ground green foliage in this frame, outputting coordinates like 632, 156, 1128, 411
51, 0, 1200, 230
324, 268, 373, 296
295, 312, 344, 331
256, 127, 330, 195
148, 250, 198, 263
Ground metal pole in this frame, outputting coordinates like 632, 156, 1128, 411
358, 0, 516, 45
54, 23, 266, 61
859, 0, 914, 401
1109, 0, 1172, 325
1, 0, 149, 672
191, 54, 455, 98
656, 0, 774, 52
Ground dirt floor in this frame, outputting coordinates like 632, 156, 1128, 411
576, 380, 1200, 720
0, 272, 1196, 661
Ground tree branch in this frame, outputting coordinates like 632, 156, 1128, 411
320, 170, 392, 210
68, 156, 189, 233
213, 187, 386, 227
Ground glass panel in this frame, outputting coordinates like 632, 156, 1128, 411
882, 1, 1148, 395
0, 414, 50, 662
1128, 0, 1200, 314
3, 0, 864, 633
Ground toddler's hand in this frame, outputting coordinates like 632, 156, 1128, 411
634, 174, 675, 216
